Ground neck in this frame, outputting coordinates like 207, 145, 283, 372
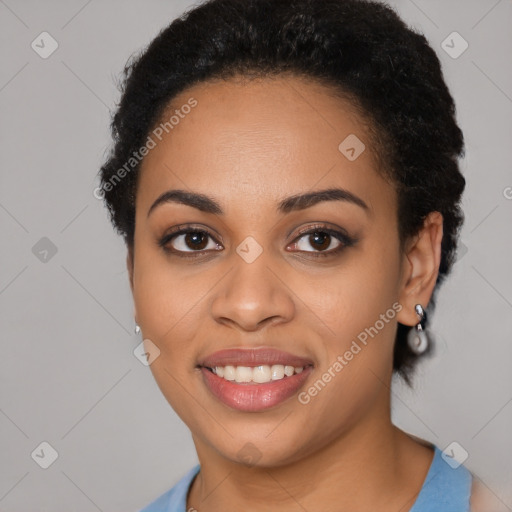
187, 386, 434, 512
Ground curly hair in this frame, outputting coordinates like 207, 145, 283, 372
98, 0, 466, 386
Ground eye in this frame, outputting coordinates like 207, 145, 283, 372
158, 226, 222, 256
288, 225, 355, 257
158, 223, 356, 259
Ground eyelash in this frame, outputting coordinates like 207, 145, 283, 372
158, 224, 356, 259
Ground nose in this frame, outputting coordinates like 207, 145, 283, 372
210, 255, 295, 332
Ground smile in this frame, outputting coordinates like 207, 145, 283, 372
197, 347, 315, 411
206, 364, 308, 383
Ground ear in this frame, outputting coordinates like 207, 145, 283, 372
396, 211, 443, 327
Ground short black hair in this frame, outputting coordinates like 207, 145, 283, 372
99, 0, 466, 386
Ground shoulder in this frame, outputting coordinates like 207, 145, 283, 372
407, 441, 473, 512
139, 465, 200, 512
470, 478, 509, 512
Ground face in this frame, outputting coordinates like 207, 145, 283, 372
129, 75, 411, 467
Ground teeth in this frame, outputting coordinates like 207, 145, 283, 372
211, 364, 307, 383
235, 366, 252, 383
223, 365, 235, 381
254, 365, 271, 383
271, 364, 284, 380
284, 365, 294, 377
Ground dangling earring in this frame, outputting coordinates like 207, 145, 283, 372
134, 323, 141, 335
407, 304, 428, 354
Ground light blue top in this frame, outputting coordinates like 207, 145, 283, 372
139, 444, 472, 512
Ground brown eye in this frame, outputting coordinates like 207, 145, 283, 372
159, 228, 222, 255
287, 224, 356, 258
295, 231, 342, 253
183, 231, 209, 250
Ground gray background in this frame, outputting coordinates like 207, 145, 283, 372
1, 0, 511, 510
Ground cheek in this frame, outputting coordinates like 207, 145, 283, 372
132, 246, 204, 360
132, 252, 203, 416
293, 238, 401, 349
295, 259, 400, 436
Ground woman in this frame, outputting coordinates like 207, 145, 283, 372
99, 0, 496, 510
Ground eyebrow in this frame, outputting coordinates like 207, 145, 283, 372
147, 187, 370, 217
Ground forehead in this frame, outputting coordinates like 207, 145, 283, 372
137, 75, 394, 216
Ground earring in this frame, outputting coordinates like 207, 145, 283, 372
134, 323, 141, 335
407, 304, 428, 354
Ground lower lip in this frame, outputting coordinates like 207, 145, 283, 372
200, 366, 313, 412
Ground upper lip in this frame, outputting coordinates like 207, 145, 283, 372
198, 347, 314, 368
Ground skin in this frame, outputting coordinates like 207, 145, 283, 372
127, 75, 446, 511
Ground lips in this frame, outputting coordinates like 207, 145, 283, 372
197, 347, 314, 412
198, 347, 314, 368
